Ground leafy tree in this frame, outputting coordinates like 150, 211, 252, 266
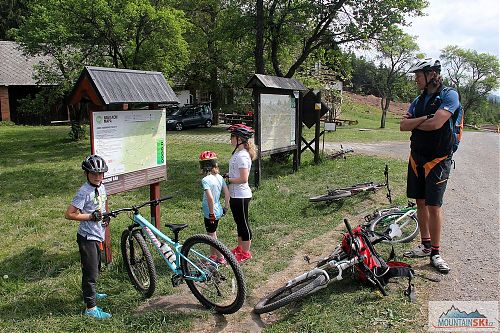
441, 46, 500, 122
175, 0, 255, 121
0, 0, 29, 40
11, 0, 190, 138
371, 27, 419, 128
254, 0, 427, 78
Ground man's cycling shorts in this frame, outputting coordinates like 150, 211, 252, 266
407, 152, 452, 207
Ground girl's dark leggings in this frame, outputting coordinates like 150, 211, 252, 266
77, 233, 101, 308
230, 197, 252, 241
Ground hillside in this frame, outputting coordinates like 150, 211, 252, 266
343, 91, 410, 116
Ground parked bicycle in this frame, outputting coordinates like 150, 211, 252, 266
253, 219, 403, 314
309, 165, 392, 203
104, 196, 247, 314
363, 201, 419, 244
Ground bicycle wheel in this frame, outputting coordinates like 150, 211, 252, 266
309, 189, 352, 202
120, 229, 157, 298
180, 234, 246, 314
369, 211, 419, 243
254, 272, 328, 314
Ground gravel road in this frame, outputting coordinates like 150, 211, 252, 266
326, 131, 500, 302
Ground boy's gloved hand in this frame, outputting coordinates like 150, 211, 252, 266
101, 214, 111, 227
223, 173, 230, 184
91, 210, 103, 221
222, 207, 228, 216
209, 213, 216, 224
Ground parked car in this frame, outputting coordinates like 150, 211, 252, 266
166, 104, 213, 131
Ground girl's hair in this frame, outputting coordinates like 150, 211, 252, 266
201, 163, 220, 175
244, 140, 257, 160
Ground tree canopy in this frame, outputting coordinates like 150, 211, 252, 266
12, 0, 190, 86
441, 45, 500, 120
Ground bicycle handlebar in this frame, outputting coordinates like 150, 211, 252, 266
104, 196, 173, 218
343, 218, 362, 256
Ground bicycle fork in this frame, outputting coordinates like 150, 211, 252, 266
285, 268, 330, 294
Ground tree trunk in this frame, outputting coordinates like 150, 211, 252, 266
380, 97, 390, 129
254, 0, 265, 74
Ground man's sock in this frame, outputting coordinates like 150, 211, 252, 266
430, 245, 440, 257
422, 237, 431, 249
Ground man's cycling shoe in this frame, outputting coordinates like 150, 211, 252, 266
430, 254, 450, 274
403, 244, 431, 258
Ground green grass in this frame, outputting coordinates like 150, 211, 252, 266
302, 99, 411, 142
0, 116, 425, 332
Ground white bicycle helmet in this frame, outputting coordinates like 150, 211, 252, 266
82, 155, 108, 173
408, 58, 441, 73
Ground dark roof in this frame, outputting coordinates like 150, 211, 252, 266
0, 41, 53, 86
245, 74, 307, 91
80, 66, 178, 104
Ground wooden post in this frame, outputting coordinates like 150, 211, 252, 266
103, 201, 112, 264
314, 91, 321, 164
254, 91, 261, 188
293, 91, 301, 171
150, 183, 161, 228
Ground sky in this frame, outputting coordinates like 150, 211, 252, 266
401, 0, 500, 59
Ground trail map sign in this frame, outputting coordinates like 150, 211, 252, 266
260, 93, 296, 154
91, 110, 167, 194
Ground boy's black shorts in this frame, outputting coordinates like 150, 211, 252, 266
204, 217, 220, 233
407, 152, 452, 207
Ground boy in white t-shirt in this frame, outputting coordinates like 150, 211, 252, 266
64, 155, 111, 319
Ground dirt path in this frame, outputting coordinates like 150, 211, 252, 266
327, 132, 500, 301
135, 220, 351, 333
139, 131, 498, 332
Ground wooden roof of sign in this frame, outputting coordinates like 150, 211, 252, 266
245, 74, 307, 91
67, 66, 178, 105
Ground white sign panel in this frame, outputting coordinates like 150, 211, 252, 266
92, 110, 166, 177
260, 93, 296, 153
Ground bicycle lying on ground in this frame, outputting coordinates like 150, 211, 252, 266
363, 201, 419, 244
253, 219, 404, 314
104, 196, 246, 314
309, 165, 392, 203
326, 145, 354, 160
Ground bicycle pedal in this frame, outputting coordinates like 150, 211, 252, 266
303, 255, 311, 264
171, 274, 184, 287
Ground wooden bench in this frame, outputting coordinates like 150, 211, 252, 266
220, 114, 254, 126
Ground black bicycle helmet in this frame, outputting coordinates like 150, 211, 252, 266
82, 155, 108, 173
227, 123, 254, 141
408, 58, 441, 73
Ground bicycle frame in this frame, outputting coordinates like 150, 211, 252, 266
127, 213, 211, 282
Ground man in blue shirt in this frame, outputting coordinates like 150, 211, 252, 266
400, 58, 460, 274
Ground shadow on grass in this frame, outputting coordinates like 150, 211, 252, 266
1, 168, 80, 202
0, 127, 83, 167
0, 294, 78, 320
0, 246, 78, 282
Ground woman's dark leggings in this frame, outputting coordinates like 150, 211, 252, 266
77, 233, 101, 308
230, 197, 252, 241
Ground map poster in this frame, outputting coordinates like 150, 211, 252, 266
91, 110, 166, 193
260, 93, 296, 153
